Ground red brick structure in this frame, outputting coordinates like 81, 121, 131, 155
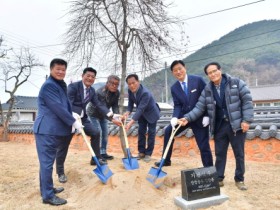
4, 129, 280, 163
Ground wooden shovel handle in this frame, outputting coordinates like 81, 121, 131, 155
78, 118, 96, 157
162, 124, 182, 159
120, 120, 129, 149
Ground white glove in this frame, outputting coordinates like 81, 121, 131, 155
72, 112, 81, 120
106, 111, 113, 118
170, 117, 178, 129
112, 114, 122, 121
72, 120, 84, 132
202, 116, 210, 127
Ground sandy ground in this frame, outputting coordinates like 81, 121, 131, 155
0, 141, 280, 210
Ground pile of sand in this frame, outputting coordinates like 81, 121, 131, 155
0, 141, 279, 210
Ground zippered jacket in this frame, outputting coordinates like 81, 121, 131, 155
184, 74, 254, 134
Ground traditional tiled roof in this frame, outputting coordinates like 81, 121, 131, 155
250, 84, 280, 101
7, 107, 280, 140
2, 96, 37, 110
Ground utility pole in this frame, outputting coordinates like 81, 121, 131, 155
165, 62, 168, 103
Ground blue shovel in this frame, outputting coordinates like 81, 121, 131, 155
121, 122, 139, 170
80, 127, 113, 184
146, 124, 182, 188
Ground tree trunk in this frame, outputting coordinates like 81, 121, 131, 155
119, 48, 128, 157
2, 120, 9, 142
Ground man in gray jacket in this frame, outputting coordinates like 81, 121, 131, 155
180, 62, 254, 191
87, 75, 122, 160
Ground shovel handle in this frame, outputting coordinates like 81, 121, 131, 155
162, 124, 182, 159
77, 118, 97, 157
121, 121, 130, 149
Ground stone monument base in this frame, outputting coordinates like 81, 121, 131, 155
174, 194, 229, 210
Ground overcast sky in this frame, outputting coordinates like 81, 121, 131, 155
0, 0, 279, 102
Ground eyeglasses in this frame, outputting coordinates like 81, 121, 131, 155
109, 81, 119, 87
207, 69, 219, 75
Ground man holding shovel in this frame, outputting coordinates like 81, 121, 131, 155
87, 75, 122, 161
123, 74, 160, 163
154, 60, 213, 168
56, 67, 121, 183
180, 62, 253, 190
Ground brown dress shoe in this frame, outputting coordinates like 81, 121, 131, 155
235, 181, 247, 190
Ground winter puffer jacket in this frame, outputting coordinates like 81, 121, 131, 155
184, 74, 254, 135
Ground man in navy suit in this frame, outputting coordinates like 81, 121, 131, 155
124, 74, 160, 162
34, 58, 83, 205
62, 67, 121, 170
155, 60, 213, 167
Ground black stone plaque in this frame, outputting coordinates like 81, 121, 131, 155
181, 166, 220, 201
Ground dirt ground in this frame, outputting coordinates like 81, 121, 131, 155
0, 141, 280, 210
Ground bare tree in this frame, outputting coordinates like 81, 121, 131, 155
0, 48, 42, 141
0, 36, 9, 59
64, 0, 187, 155
0, 36, 9, 133
64, 0, 187, 107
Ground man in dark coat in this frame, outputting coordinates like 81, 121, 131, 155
34, 58, 83, 205
56, 67, 120, 183
87, 75, 121, 160
154, 60, 213, 168
124, 74, 160, 162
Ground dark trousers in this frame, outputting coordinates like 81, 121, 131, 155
138, 117, 157, 156
56, 117, 101, 175
164, 124, 213, 167
56, 134, 73, 175
214, 121, 246, 182
35, 134, 71, 200
82, 117, 101, 158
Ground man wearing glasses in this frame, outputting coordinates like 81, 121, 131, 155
180, 62, 254, 191
87, 75, 122, 161
56, 68, 121, 184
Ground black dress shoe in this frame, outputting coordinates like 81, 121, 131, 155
53, 187, 64, 194
90, 158, 108, 166
43, 195, 67, 206
58, 174, 67, 183
154, 160, 171, 167
101, 153, 114, 160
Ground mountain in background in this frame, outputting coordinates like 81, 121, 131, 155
143, 19, 280, 102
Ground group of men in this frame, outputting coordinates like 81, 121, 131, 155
34, 58, 253, 206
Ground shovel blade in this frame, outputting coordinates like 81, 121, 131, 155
122, 157, 139, 170
146, 167, 167, 188
93, 165, 113, 184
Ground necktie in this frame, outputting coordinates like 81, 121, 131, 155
215, 85, 221, 97
182, 82, 188, 95
84, 88, 90, 104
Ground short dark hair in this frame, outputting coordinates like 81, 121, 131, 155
83, 67, 97, 76
126, 74, 139, 83
50, 58, 67, 69
170, 60, 185, 71
204, 62, 221, 75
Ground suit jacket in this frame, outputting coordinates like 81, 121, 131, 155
33, 77, 75, 136
127, 84, 160, 123
171, 75, 206, 128
67, 81, 109, 118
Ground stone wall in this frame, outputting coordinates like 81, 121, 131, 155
4, 131, 280, 163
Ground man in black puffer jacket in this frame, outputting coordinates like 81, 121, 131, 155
180, 62, 254, 191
